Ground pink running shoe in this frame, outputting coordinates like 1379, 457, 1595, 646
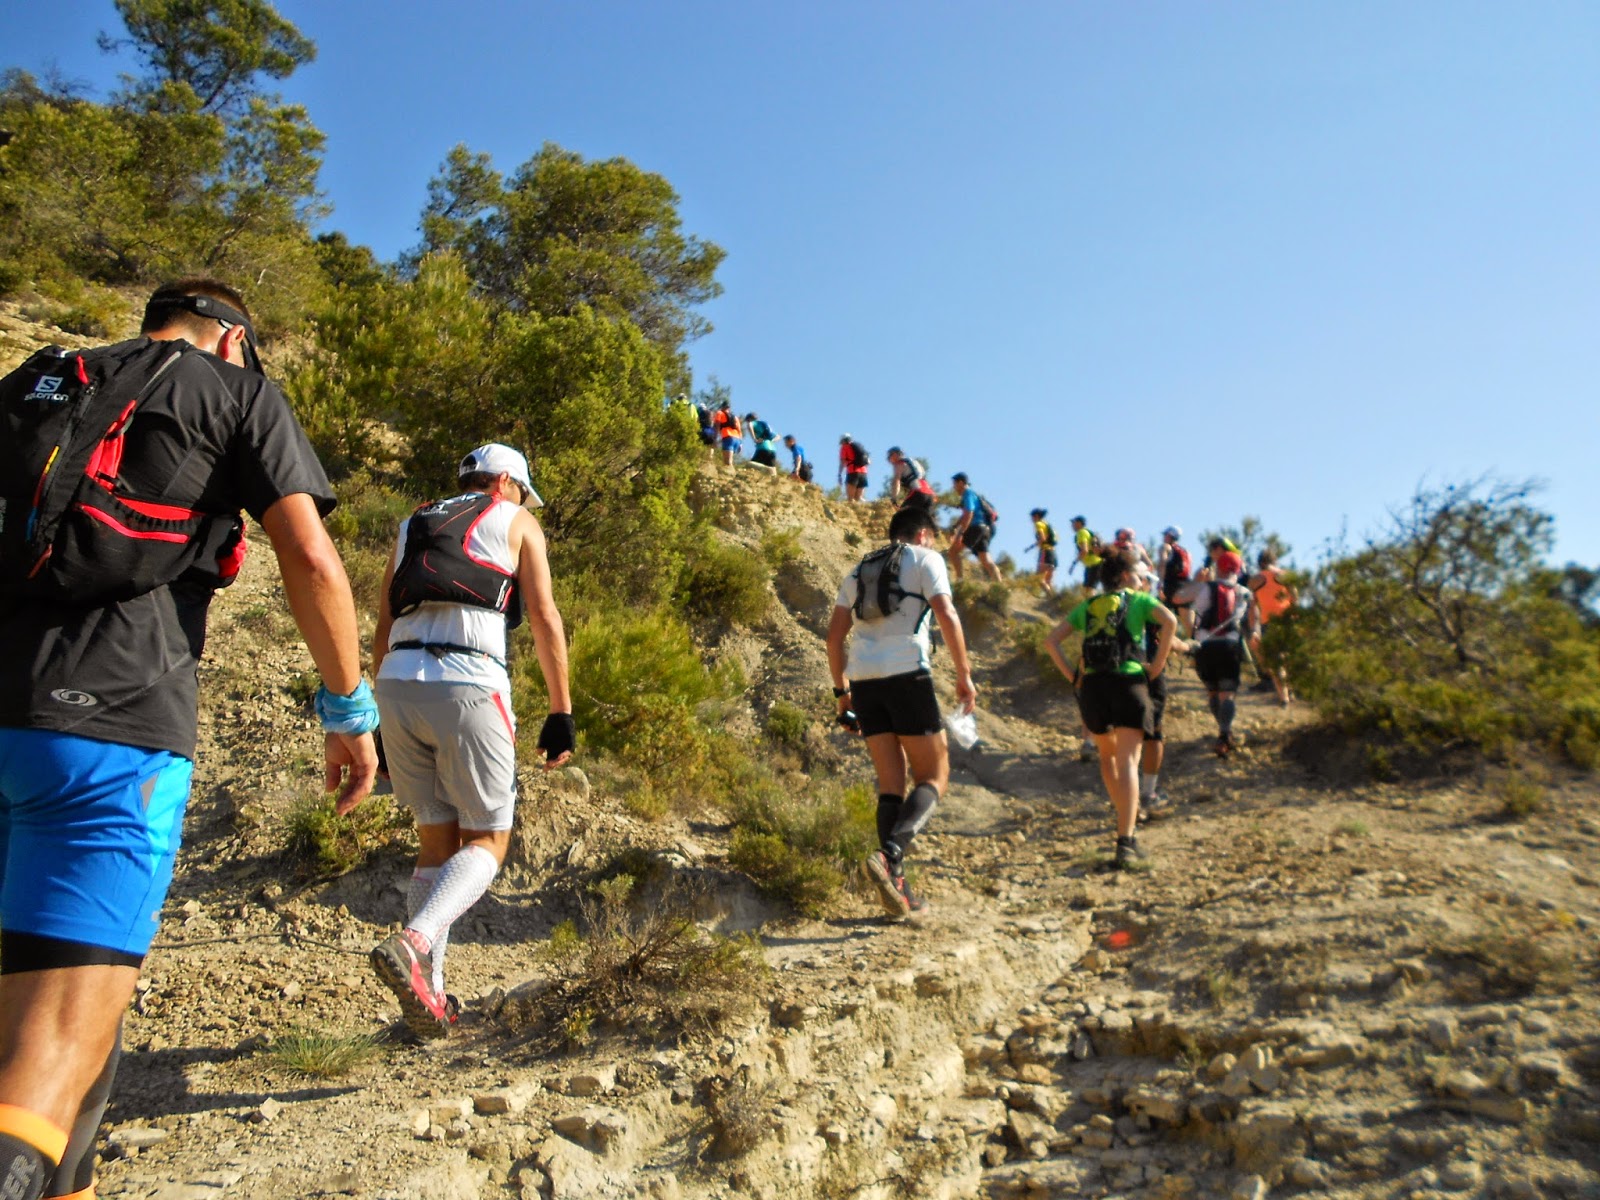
371, 929, 451, 1040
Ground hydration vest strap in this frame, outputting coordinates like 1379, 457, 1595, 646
390, 640, 507, 670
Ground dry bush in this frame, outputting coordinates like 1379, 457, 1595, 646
516, 871, 765, 1049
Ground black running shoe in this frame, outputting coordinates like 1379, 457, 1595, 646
1215, 735, 1233, 759
1114, 836, 1146, 870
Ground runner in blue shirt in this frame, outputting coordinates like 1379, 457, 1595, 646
783, 435, 813, 483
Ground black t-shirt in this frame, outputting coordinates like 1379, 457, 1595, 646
0, 337, 335, 758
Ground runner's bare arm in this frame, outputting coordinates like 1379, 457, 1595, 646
511, 508, 572, 725
826, 604, 853, 717
1146, 603, 1179, 680
1044, 617, 1077, 683
260, 492, 378, 810
929, 595, 977, 713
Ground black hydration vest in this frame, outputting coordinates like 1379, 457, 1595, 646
389, 493, 523, 628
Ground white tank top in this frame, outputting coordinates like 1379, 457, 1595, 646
379, 494, 518, 690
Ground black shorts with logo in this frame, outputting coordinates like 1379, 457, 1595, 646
851, 670, 942, 738
1077, 672, 1153, 736
961, 523, 993, 554
1196, 639, 1244, 692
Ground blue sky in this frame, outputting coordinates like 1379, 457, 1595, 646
11, 1, 1599, 570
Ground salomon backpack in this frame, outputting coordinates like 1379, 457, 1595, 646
847, 440, 870, 468
0, 340, 246, 604
389, 493, 523, 626
1079, 591, 1144, 675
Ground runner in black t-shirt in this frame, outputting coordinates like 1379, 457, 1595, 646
0, 280, 377, 1200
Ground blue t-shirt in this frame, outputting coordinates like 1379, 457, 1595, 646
789, 442, 807, 467
961, 489, 989, 527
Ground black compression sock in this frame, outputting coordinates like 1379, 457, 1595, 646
876, 794, 901, 856
1218, 698, 1236, 737
889, 783, 940, 861
0, 1133, 51, 1200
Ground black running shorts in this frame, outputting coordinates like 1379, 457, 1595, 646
900, 490, 936, 513
1196, 640, 1244, 692
846, 470, 869, 489
1038, 547, 1059, 570
1145, 670, 1167, 741
960, 523, 993, 554
851, 670, 942, 738
1082, 562, 1100, 590
1077, 672, 1152, 736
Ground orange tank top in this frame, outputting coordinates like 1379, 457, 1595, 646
1251, 567, 1292, 622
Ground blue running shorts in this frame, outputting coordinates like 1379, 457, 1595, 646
0, 728, 193, 961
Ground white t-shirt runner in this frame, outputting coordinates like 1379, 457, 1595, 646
834, 544, 952, 680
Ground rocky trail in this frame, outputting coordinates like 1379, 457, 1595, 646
2, 311, 1596, 1200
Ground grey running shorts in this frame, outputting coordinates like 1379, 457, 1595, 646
375, 679, 517, 831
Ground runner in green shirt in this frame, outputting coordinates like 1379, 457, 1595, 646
1044, 546, 1177, 870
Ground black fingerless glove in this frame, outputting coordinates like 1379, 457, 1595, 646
536, 713, 576, 761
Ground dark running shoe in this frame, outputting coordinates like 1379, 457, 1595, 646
1139, 790, 1171, 822
371, 930, 452, 1040
1215, 736, 1234, 759
1114, 836, 1146, 870
865, 851, 909, 918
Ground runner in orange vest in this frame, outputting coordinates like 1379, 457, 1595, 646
1247, 550, 1296, 705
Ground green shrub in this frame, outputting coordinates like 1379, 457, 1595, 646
519, 603, 739, 815
1008, 619, 1074, 689
0, 261, 26, 297
1492, 770, 1545, 821
282, 793, 409, 878
1283, 480, 1600, 767
727, 780, 876, 916
680, 536, 770, 627
265, 1027, 380, 1079
761, 527, 804, 569
764, 701, 810, 750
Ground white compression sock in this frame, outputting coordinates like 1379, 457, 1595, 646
407, 845, 499, 974
1140, 773, 1158, 797
407, 867, 446, 992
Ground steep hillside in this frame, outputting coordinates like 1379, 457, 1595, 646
2, 323, 1596, 1198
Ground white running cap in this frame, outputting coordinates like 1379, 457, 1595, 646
459, 443, 542, 508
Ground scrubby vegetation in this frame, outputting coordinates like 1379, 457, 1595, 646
1280, 480, 1600, 767
523, 869, 765, 1049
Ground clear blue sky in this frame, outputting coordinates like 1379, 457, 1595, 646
11, 1, 1600, 570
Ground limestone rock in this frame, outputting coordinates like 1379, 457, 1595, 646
567, 1064, 616, 1096
1440, 1159, 1484, 1190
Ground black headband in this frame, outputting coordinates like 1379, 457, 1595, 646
149, 293, 264, 375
